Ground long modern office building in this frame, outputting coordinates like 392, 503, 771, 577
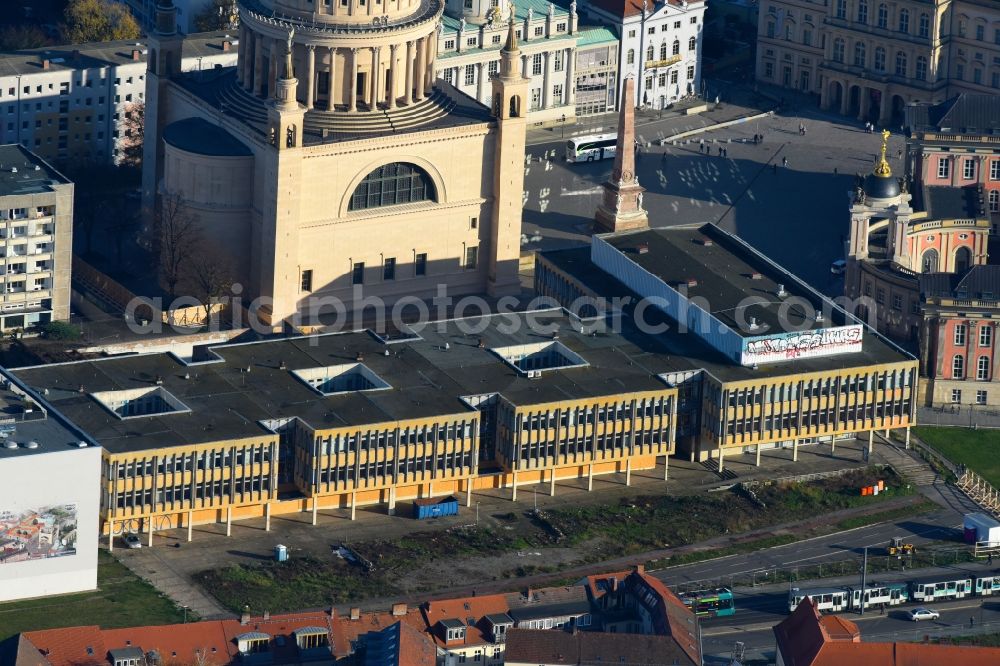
5, 224, 916, 544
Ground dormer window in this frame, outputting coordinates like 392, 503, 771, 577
237, 632, 271, 654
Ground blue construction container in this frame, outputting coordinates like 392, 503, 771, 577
412, 495, 459, 519
274, 544, 289, 562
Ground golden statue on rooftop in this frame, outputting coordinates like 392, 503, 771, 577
874, 128, 892, 177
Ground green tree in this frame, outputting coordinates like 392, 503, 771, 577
62, 0, 141, 44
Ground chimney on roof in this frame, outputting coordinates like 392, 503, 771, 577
356, 352, 364, 362
131, 49, 141, 61
750, 272, 763, 280
223, 40, 232, 52
610, 577, 619, 592
633, 564, 645, 575
41, 58, 50, 70
350, 607, 361, 620
697, 238, 713, 247
240, 605, 251, 625
684, 278, 698, 288
636, 243, 649, 255
525, 587, 534, 600
263, 610, 270, 620
392, 603, 407, 617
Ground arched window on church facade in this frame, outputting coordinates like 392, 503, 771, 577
955, 246, 972, 273
921, 248, 938, 273
349, 163, 436, 211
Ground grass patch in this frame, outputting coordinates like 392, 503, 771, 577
0, 551, 190, 642
834, 499, 937, 530
914, 427, 1000, 487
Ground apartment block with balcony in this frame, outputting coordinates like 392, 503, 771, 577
0, 145, 72, 331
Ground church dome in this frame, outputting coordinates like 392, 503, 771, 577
864, 130, 901, 200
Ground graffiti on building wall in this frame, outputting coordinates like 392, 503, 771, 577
0, 504, 77, 564
741, 325, 864, 365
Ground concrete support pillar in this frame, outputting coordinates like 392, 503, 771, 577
868, 430, 874, 458
625, 459, 632, 486
305, 45, 316, 109
388, 486, 396, 514
831, 437, 837, 455
664, 453, 669, 481
466, 479, 472, 507
147, 518, 153, 547
427, 481, 434, 497
550, 469, 556, 496
326, 46, 347, 111
511, 471, 518, 502
756, 443, 762, 466
351, 491, 357, 520
312, 497, 318, 525
265, 502, 271, 531
405, 40, 415, 103
388, 43, 399, 109
226, 506, 232, 537
793, 438, 799, 463
108, 520, 114, 552
718, 448, 725, 473
588, 463, 594, 491
905, 426, 911, 450
187, 511, 193, 542
348, 48, 358, 111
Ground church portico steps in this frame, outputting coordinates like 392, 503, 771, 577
213, 79, 459, 140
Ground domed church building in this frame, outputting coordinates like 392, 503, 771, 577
141, 0, 528, 327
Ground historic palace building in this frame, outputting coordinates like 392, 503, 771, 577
846, 129, 990, 343
756, 0, 1000, 125
141, 0, 526, 327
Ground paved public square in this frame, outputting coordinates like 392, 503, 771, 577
521, 101, 906, 296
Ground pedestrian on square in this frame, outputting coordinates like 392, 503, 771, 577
773, 163, 778, 174
834, 167, 838, 175
723, 148, 728, 158
718, 146, 723, 156
782, 156, 788, 168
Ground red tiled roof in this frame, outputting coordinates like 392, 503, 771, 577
397, 621, 438, 666
626, 570, 700, 665
587, 0, 704, 20
21, 626, 107, 666
421, 593, 510, 648
776, 599, 1000, 666
331, 609, 427, 658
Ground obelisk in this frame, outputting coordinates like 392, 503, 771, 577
594, 77, 649, 232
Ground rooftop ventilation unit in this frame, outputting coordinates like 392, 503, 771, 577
749, 317, 760, 331
291, 364, 392, 396
777, 284, 788, 298
750, 272, 763, 280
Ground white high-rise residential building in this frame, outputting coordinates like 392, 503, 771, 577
0, 32, 237, 167
582, 0, 707, 109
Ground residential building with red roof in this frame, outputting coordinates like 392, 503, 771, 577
776, 598, 1000, 666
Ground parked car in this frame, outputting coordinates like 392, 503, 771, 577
908, 607, 940, 622
830, 259, 847, 275
123, 534, 142, 549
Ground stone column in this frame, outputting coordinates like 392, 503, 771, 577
878, 87, 890, 124
425, 34, 436, 94
857, 86, 868, 122
253, 32, 264, 96
566, 47, 575, 107
521, 54, 528, 78
328, 47, 338, 111
405, 40, 415, 103
238, 26, 249, 87
388, 43, 399, 108
269, 38, 279, 99
370, 46, 381, 109
475, 62, 484, 102
348, 48, 358, 111
415, 38, 427, 101
840, 81, 850, 116
542, 51, 551, 109
305, 45, 316, 109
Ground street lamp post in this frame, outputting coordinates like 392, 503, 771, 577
560, 113, 566, 139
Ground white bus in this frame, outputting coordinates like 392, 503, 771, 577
566, 133, 618, 162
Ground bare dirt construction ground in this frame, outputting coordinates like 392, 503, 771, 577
195, 466, 916, 613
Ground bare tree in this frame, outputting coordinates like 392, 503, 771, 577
118, 101, 144, 169
190, 249, 235, 326
155, 193, 202, 300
